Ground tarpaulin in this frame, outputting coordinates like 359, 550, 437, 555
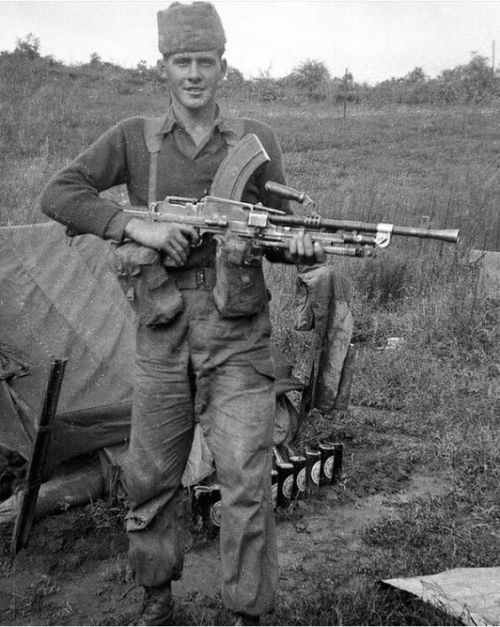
469, 249, 500, 300
383, 567, 500, 626
0, 222, 134, 472
0, 222, 302, 477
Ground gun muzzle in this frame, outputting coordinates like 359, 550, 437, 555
428, 229, 460, 243
392, 226, 460, 243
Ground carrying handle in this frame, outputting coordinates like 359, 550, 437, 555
265, 181, 306, 203
265, 181, 316, 212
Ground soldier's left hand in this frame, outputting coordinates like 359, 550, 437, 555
286, 232, 326, 265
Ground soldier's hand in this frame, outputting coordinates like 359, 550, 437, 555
124, 218, 199, 266
285, 232, 326, 265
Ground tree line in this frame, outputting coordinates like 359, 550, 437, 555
4, 34, 500, 106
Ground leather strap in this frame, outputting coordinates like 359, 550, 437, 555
143, 117, 167, 207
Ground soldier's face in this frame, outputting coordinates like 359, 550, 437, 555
163, 50, 227, 111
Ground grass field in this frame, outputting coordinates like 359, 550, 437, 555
0, 59, 499, 625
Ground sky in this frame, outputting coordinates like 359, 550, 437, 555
1, 1, 499, 84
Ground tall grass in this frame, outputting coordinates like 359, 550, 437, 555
1, 55, 499, 625
0, 55, 170, 224
1, 57, 499, 249
260, 99, 498, 625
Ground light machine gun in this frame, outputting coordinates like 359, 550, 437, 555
123, 134, 459, 257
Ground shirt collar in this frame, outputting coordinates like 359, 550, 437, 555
159, 105, 243, 143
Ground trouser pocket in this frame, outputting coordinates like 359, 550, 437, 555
108, 241, 184, 326
212, 233, 268, 318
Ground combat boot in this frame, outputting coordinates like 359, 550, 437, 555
232, 612, 261, 626
136, 582, 174, 626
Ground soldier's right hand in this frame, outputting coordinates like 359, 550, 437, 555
124, 218, 199, 266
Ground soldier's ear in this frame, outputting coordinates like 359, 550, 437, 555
157, 57, 169, 81
219, 57, 227, 83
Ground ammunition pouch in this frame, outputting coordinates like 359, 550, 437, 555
212, 233, 268, 318
108, 241, 184, 326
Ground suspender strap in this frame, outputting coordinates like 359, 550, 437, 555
143, 116, 167, 206
143, 115, 247, 204
147, 152, 158, 207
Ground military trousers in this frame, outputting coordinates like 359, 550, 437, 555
121, 286, 278, 617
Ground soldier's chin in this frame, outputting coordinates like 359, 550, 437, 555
183, 95, 208, 109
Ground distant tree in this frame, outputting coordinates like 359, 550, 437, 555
131, 59, 160, 83
222, 65, 247, 97
14, 33, 40, 59
89, 52, 102, 67
136, 59, 150, 79
405, 67, 427, 84
463, 54, 496, 100
225, 66, 245, 86
289, 59, 330, 97
248, 66, 282, 102
436, 54, 495, 103
396, 67, 430, 103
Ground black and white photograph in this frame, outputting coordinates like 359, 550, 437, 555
0, 1, 498, 625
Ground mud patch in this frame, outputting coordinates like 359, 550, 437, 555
0, 467, 449, 626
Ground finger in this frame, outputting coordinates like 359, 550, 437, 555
161, 233, 187, 263
162, 253, 182, 268
179, 225, 200, 245
303, 234, 314, 259
157, 223, 195, 248
289, 237, 298, 258
296, 233, 305, 258
165, 244, 184, 265
313, 242, 326, 264
164, 235, 187, 260
171, 232, 191, 254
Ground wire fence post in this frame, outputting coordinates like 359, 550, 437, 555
343, 67, 349, 119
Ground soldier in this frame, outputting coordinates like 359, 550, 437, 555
41, 2, 324, 624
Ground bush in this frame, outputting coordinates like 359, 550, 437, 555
14, 33, 40, 60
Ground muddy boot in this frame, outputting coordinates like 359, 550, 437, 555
232, 612, 261, 626
136, 582, 174, 626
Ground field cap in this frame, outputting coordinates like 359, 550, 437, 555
158, 2, 226, 56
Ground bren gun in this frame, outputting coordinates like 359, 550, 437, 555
123, 133, 459, 257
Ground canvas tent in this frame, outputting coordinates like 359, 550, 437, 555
0, 222, 134, 476
0, 221, 306, 490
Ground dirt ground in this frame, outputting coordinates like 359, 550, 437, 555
0, 408, 448, 626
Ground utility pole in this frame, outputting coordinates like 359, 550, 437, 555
492, 40, 496, 72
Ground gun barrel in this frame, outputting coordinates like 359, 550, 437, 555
270, 215, 459, 244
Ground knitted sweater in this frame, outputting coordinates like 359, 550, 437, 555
40, 112, 289, 244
